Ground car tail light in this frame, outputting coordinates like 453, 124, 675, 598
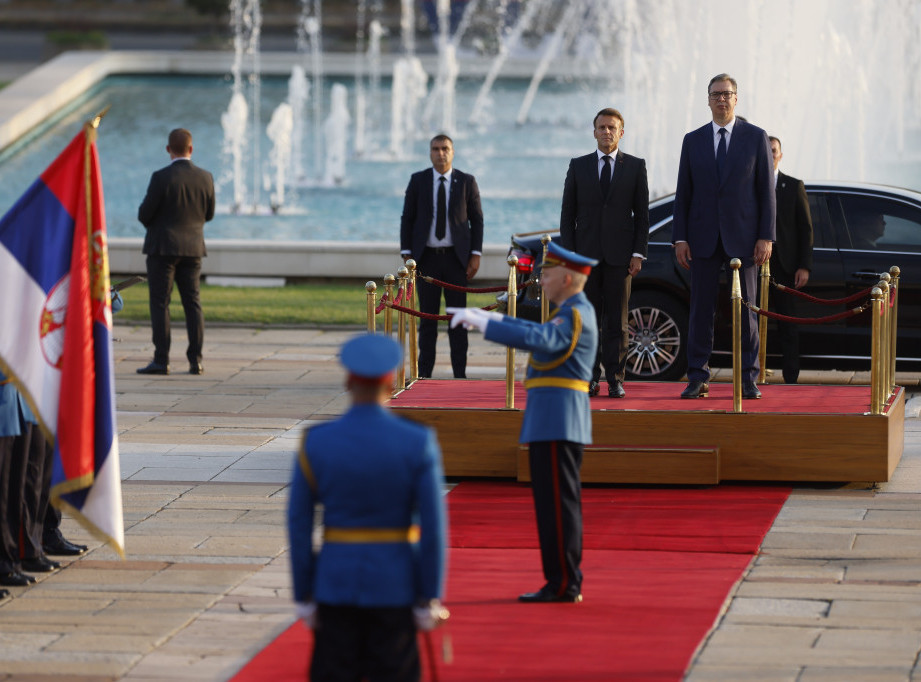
515, 253, 535, 274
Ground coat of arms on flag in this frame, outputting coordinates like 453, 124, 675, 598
0, 110, 125, 557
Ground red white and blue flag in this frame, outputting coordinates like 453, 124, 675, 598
0, 117, 124, 556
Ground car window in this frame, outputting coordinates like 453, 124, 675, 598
837, 194, 921, 253
649, 220, 673, 243
806, 193, 836, 249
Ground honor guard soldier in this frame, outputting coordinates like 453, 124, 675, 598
449, 242, 598, 603
287, 333, 448, 682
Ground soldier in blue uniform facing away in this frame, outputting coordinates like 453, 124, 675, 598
287, 333, 448, 682
449, 241, 598, 603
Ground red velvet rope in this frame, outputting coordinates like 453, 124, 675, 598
374, 293, 390, 315
745, 300, 869, 324
385, 301, 500, 320
392, 286, 405, 306
419, 274, 516, 294
772, 279, 873, 306
407, 281, 414, 300
890, 286, 898, 308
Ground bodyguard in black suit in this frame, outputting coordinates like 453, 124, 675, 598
400, 135, 484, 378
559, 108, 649, 398
673, 74, 776, 400
768, 136, 813, 384
137, 128, 215, 376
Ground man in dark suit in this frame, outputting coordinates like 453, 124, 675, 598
673, 73, 776, 399
400, 134, 484, 378
768, 136, 813, 384
559, 108, 649, 398
137, 128, 215, 376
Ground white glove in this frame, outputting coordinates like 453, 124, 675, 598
447, 307, 495, 332
296, 601, 318, 629
413, 599, 450, 632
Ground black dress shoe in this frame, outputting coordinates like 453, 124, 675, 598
189, 362, 203, 375
21, 556, 60, 573
588, 381, 600, 397
742, 381, 762, 399
608, 381, 625, 398
681, 380, 709, 399
137, 362, 169, 375
43, 537, 87, 556
0, 571, 35, 586
0, 589, 8, 599
518, 586, 582, 603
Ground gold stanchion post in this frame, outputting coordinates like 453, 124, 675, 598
383, 274, 395, 336
889, 265, 900, 395
878, 279, 890, 412
758, 260, 770, 384
506, 255, 519, 409
396, 266, 408, 389
540, 234, 551, 323
406, 259, 419, 382
365, 281, 377, 333
870, 286, 883, 415
730, 258, 743, 413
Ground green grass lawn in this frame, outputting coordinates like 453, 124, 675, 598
114, 280, 503, 327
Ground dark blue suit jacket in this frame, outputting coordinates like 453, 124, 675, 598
400, 168, 484, 268
672, 119, 776, 262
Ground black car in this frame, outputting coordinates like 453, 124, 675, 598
507, 181, 921, 381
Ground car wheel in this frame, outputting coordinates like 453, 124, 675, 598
625, 291, 688, 382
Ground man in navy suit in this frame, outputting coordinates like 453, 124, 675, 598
673, 73, 776, 399
400, 135, 484, 378
768, 136, 813, 384
559, 108, 649, 398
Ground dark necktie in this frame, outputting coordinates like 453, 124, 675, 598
716, 128, 727, 180
600, 155, 612, 196
436, 176, 447, 240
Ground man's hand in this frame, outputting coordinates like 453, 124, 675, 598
628, 256, 643, 277
794, 268, 810, 289
675, 242, 692, 270
466, 254, 481, 280
754, 239, 773, 266
413, 599, 450, 631
296, 601, 318, 629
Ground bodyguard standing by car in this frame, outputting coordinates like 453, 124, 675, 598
769, 136, 813, 384
288, 334, 448, 681
449, 242, 598, 603
137, 128, 215, 377
400, 134, 484, 379
559, 108, 649, 398
673, 73, 776, 399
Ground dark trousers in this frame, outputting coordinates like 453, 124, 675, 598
417, 248, 468, 378
583, 262, 631, 384
146, 254, 204, 366
19, 425, 50, 560
687, 246, 760, 383
771, 266, 801, 384
528, 440, 583, 597
311, 604, 420, 682
6, 424, 31, 567
0, 436, 18, 573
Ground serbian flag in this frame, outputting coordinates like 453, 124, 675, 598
0, 115, 124, 557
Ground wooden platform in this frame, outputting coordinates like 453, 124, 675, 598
390, 381, 905, 484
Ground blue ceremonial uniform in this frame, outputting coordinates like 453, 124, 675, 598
482, 258, 598, 602
287, 333, 447, 682
287, 405, 446, 606
485, 291, 597, 445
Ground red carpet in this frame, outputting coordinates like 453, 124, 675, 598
233, 482, 789, 681
390, 379, 888, 414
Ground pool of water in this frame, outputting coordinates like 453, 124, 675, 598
0, 74, 617, 244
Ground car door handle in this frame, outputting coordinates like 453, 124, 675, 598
851, 270, 886, 281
